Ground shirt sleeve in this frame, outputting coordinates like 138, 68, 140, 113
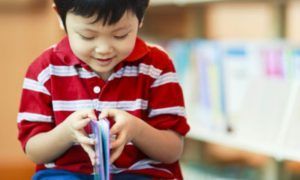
147, 48, 190, 136
17, 53, 55, 151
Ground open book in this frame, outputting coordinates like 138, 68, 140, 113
90, 118, 110, 180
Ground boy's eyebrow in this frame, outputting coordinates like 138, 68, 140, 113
78, 28, 98, 33
78, 25, 130, 33
111, 25, 130, 33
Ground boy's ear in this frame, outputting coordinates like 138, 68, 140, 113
139, 18, 144, 28
52, 3, 65, 30
52, 3, 57, 13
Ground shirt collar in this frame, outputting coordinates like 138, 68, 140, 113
124, 37, 150, 62
54, 36, 81, 66
54, 36, 150, 67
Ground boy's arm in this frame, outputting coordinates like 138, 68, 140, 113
25, 110, 97, 165
25, 120, 74, 164
132, 119, 183, 164
100, 109, 184, 164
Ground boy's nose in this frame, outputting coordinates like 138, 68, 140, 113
94, 44, 113, 56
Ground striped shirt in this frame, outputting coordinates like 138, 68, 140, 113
18, 36, 190, 179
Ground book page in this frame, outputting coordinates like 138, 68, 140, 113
280, 81, 300, 161
234, 78, 292, 155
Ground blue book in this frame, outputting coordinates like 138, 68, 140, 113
90, 118, 110, 180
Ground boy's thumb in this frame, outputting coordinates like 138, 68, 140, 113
99, 109, 109, 119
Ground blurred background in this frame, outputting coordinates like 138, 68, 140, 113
1, 0, 300, 179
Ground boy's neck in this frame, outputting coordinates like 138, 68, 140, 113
97, 71, 112, 81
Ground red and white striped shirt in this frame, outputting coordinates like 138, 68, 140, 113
18, 36, 190, 179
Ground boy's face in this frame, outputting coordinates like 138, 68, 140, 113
65, 11, 140, 79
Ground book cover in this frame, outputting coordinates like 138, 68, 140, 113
90, 118, 110, 180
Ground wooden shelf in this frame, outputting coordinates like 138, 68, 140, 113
0, 0, 46, 10
150, 0, 272, 6
150, 0, 224, 6
0, 0, 34, 6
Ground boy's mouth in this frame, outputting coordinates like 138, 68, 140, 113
95, 58, 113, 62
94, 56, 116, 64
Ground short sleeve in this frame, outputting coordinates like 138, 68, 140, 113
147, 48, 190, 136
17, 52, 55, 151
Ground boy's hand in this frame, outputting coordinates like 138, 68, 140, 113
99, 109, 143, 164
63, 109, 97, 165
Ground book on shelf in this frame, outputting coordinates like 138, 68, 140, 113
193, 41, 226, 131
162, 39, 300, 161
235, 78, 300, 161
90, 118, 110, 180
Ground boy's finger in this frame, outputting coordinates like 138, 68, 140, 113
110, 146, 124, 164
110, 133, 125, 149
78, 109, 97, 119
86, 109, 97, 120
73, 118, 91, 130
75, 131, 95, 145
109, 123, 121, 136
99, 109, 109, 119
81, 143, 96, 165
99, 109, 118, 119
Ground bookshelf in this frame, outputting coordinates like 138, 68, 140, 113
151, 0, 225, 6
150, 0, 273, 6
0, 0, 47, 10
0, 0, 33, 5
143, 0, 290, 40
0, 0, 47, 11
141, 0, 300, 179
286, 0, 300, 42
0, 1, 62, 179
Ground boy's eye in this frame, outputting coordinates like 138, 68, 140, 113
114, 34, 128, 40
79, 34, 95, 40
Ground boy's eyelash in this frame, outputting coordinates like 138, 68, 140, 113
78, 33, 128, 40
114, 34, 128, 40
79, 34, 95, 40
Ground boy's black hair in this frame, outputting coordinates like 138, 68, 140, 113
54, 0, 149, 29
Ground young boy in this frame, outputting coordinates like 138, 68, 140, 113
18, 0, 190, 179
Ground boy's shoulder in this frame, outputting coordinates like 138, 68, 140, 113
27, 39, 72, 76
143, 41, 174, 71
145, 41, 169, 58
26, 37, 75, 76
25, 44, 57, 78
